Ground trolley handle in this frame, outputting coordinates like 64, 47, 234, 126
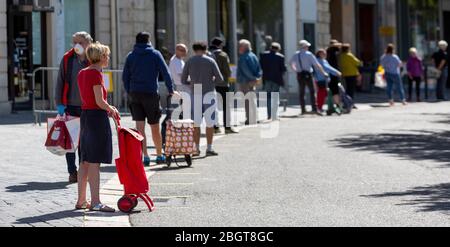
166, 94, 184, 116
113, 114, 121, 130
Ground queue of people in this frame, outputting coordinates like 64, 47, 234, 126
54, 29, 449, 213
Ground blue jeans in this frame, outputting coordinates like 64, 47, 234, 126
65, 105, 82, 175
436, 67, 448, 100
385, 73, 406, 101
264, 80, 281, 120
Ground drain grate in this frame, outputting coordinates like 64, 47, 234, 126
153, 198, 170, 203
152, 197, 187, 207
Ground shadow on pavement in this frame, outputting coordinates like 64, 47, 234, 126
362, 183, 450, 213
5, 182, 70, 192
15, 210, 84, 225
0, 112, 35, 125
422, 113, 450, 125
332, 130, 450, 167
100, 165, 117, 173
151, 165, 194, 172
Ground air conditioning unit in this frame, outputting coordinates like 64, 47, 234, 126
33, 0, 54, 12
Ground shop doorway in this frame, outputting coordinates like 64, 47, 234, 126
445, 11, 450, 88
356, 3, 376, 65
7, 5, 47, 112
8, 9, 32, 111
445, 12, 450, 45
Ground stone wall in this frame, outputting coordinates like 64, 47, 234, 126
96, 0, 112, 48
175, 0, 191, 47
296, 0, 331, 50
0, 1, 9, 114
118, 0, 155, 66
316, 0, 331, 49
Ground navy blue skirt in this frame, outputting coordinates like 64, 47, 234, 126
80, 110, 113, 164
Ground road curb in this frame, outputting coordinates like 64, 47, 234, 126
83, 169, 156, 227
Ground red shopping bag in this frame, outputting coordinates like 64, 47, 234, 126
45, 118, 73, 156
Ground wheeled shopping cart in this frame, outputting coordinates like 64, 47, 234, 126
114, 117, 155, 213
162, 96, 196, 168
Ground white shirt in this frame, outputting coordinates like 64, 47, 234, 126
169, 55, 185, 86
289, 50, 320, 73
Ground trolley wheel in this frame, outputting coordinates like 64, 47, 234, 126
118, 196, 134, 213
185, 155, 193, 167
166, 156, 172, 167
132, 196, 139, 208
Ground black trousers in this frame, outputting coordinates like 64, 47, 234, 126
408, 76, 421, 100
215, 86, 231, 128
344, 76, 357, 99
297, 73, 317, 112
65, 105, 82, 175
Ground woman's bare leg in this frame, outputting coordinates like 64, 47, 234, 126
76, 162, 89, 206
87, 163, 101, 205
136, 121, 149, 158
150, 124, 163, 156
333, 95, 341, 107
194, 127, 201, 149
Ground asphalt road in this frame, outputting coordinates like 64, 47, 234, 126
131, 101, 450, 227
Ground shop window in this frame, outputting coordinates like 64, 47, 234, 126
303, 23, 316, 53
64, 0, 93, 51
155, 0, 175, 63
236, 0, 284, 56
208, 0, 234, 60
407, 0, 440, 60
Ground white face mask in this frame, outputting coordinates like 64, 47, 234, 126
74, 43, 85, 55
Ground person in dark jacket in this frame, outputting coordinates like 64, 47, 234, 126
326, 40, 343, 110
122, 32, 177, 166
432, 40, 448, 101
260, 42, 287, 121
209, 37, 238, 134
55, 31, 93, 183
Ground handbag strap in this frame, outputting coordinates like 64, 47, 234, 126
298, 52, 304, 72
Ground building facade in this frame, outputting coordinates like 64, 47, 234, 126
0, 2, 8, 114
330, 0, 449, 65
0, 0, 330, 115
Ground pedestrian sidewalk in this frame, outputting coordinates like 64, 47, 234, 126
0, 105, 299, 227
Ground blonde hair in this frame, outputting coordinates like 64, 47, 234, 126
86, 42, 110, 64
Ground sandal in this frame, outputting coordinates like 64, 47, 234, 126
75, 202, 91, 210
90, 203, 116, 213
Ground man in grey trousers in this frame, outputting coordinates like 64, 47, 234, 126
182, 41, 224, 157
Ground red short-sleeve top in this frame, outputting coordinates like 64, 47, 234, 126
77, 68, 107, 110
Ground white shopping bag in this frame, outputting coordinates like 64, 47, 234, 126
47, 115, 80, 153
375, 72, 387, 89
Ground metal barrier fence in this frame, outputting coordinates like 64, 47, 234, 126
32, 67, 127, 126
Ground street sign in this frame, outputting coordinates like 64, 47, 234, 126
379, 26, 395, 37
103, 72, 114, 93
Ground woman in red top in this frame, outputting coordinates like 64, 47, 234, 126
76, 42, 120, 213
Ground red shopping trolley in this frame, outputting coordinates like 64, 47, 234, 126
114, 117, 155, 213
